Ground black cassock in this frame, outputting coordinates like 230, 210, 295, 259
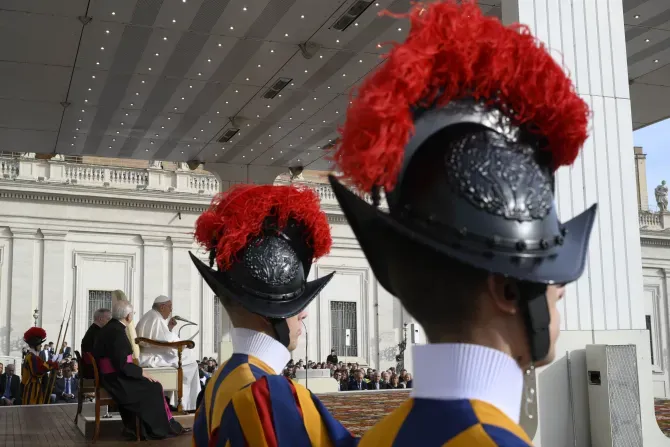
93, 318, 182, 439
80, 323, 100, 379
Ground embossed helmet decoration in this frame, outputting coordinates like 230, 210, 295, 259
190, 184, 333, 346
329, 1, 597, 362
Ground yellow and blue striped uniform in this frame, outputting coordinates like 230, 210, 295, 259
193, 353, 357, 446
359, 398, 532, 446
21, 352, 56, 405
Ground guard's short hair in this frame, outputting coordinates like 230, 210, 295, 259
387, 236, 488, 342
112, 299, 133, 320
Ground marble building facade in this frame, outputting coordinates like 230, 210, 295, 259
0, 154, 408, 372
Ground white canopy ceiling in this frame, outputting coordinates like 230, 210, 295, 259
0, 0, 666, 171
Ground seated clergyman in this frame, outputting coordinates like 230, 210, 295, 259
93, 299, 190, 440
135, 295, 200, 411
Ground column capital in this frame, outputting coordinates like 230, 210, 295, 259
10, 227, 38, 239
142, 235, 168, 247
40, 229, 68, 240
170, 237, 195, 249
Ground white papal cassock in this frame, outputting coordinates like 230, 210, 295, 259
135, 307, 200, 411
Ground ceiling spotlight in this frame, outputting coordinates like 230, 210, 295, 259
181, 151, 184, 154
398, 28, 402, 31
168, 117, 171, 120
278, 126, 282, 129
375, 2, 379, 5
207, 59, 211, 62
163, 37, 168, 41
336, 39, 340, 43
285, 33, 289, 37
155, 53, 159, 56
78, 119, 82, 122
319, 55, 323, 58
101, 46, 105, 50
84, 99, 88, 103
181, 97, 185, 100
148, 67, 152, 71
125, 113, 129, 116
654, 59, 659, 63
235, 89, 239, 93
172, 19, 176, 23
96, 61, 100, 65
305, 69, 308, 73
105, 30, 110, 34
200, 129, 204, 132
82, 109, 85, 112
111, 12, 116, 15
218, 43, 222, 47
246, 77, 250, 81
258, 64, 261, 68
327, 86, 331, 89
121, 122, 124, 125
634, 15, 640, 19
355, 22, 359, 26
230, 26, 234, 30
112, 138, 116, 142
161, 126, 165, 129
271, 157, 274, 160
174, 107, 178, 110
270, 49, 274, 53
267, 105, 270, 108
342, 73, 346, 77
135, 92, 139, 96
301, 108, 304, 111
301, 15, 305, 19
141, 80, 145, 84
198, 72, 202, 76
313, 97, 317, 100
92, 75, 96, 79
225, 101, 228, 104
243, 6, 247, 11
71, 143, 74, 146
130, 103, 134, 106
359, 59, 363, 63
151, 141, 155, 144
76, 128, 80, 131
646, 39, 650, 42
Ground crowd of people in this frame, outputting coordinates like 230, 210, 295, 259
281, 351, 413, 392
0, 349, 80, 406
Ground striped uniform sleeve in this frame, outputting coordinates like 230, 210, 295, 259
214, 375, 359, 447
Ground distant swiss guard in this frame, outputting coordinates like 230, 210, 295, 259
328, 1, 598, 445
190, 184, 358, 446
21, 327, 58, 405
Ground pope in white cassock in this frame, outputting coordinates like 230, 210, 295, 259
135, 295, 201, 411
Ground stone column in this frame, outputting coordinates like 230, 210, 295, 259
170, 238, 197, 352
634, 147, 649, 211
41, 230, 67, 349
501, 1, 656, 445
142, 236, 167, 316
9, 228, 37, 356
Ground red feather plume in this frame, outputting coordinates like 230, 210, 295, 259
333, 0, 590, 193
194, 184, 332, 271
24, 327, 47, 343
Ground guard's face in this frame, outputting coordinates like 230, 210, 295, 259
536, 284, 565, 367
285, 310, 308, 352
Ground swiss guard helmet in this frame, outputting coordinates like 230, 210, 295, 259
190, 184, 333, 347
329, 1, 597, 363
24, 327, 47, 349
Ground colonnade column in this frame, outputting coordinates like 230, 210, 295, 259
501, 1, 660, 445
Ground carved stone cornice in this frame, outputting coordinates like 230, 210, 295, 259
0, 183, 348, 225
641, 237, 670, 248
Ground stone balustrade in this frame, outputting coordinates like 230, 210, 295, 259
0, 156, 362, 208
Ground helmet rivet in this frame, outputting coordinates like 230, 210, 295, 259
539, 239, 549, 249
516, 241, 527, 251
555, 235, 564, 245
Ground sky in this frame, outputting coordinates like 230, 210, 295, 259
634, 118, 670, 210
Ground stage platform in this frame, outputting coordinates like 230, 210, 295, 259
0, 390, 409, 445
5, 392, 669, 445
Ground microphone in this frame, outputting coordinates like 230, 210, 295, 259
173, 315, 197, 325
302, 320, 308, 390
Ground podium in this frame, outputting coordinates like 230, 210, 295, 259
294, 369, 338, 393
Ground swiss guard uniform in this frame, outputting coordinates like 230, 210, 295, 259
329, 1, 597, 446
190, 184, 358, 446
21, 327, 58, 405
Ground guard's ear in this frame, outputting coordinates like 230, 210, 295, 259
486, 275, 519, 315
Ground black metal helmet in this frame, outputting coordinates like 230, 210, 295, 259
329, 1, 596, 362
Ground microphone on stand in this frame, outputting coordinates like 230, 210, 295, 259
302, 320, 308, 391
173, 315, 197, 325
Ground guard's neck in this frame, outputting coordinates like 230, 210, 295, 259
412, 343, 524, 423
231, 328, 290, 374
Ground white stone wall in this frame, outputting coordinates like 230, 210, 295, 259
0, 169, 405, 370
